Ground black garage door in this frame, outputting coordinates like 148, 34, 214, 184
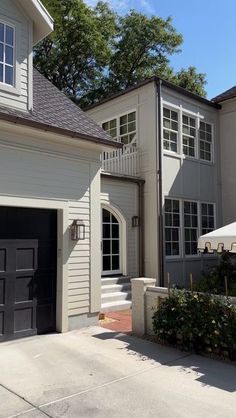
0, 207, 57, 342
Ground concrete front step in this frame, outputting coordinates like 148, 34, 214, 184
101, 276, 132, 313
101, 291, 131, 304
101, 276, 131, 286
101, 300, 132, 313
101, 283, 131, 294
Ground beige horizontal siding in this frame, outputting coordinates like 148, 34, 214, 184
101, 178, 139, 276
0, 139, 92, 317
0, 0, 29, 110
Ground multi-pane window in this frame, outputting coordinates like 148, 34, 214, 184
0, 23, 14, 86
199, 121, 212, 161
102, 209, 120, 272
164, 199, 216, 257
163, 108, 178, 152
184, 201, 198, 255
182, 115, 196, 157
102, 119, 117, 140
164, 199, 180, 256
102, 111, 136, 145
201, 203, 215, 234
119, 111, 136, 144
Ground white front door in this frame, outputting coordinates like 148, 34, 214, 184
102, 208, 121, 276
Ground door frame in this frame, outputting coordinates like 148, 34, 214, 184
0, 195, 69, 334
101, 202, 127, 276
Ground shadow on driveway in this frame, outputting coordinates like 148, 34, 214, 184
93, 331, 236, 393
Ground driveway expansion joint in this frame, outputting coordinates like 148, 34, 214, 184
0, 382, 53, 418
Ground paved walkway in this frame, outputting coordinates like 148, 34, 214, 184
100, 309, 132, 333
0, 327, 235, 418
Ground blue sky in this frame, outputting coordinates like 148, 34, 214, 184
85, 0, 235, 99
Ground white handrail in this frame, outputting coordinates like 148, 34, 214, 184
102, 145, 140, 177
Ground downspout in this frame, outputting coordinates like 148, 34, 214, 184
156, 79, 165, 286
138, 179, 145, 277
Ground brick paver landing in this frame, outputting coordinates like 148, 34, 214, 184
100, 309, 132, 333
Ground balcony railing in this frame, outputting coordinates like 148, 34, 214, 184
102, 144, 140, 177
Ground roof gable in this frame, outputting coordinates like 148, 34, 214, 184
0, 69, 119, 147
212, 86, 236, 104
17, 0, 54, 44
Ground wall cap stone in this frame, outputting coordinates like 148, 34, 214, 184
131, 278, 156, 285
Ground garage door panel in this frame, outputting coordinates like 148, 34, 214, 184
16, 248, 37, 271
0, 312, 4, 335
0, 208, 57, 341
0, 278, 5, 305
14, 307, 34, 333
0, 249, 6, 272
15, 275, 34, 303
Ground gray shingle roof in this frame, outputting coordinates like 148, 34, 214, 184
212, 86, 236, 103
0, 69, 119, 146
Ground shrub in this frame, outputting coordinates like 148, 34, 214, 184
193, 252, 236, 296
152, 289, 236, 360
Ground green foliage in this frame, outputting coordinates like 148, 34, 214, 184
169, 66, 207, 97
34, 0, 117, 100
194, 253, 236, 296
34, 0, 208, 108
107, 11, 183, 91
152, 290, 236, 360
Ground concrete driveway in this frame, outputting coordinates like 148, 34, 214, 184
0, 327, 235, 418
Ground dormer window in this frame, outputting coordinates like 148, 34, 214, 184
0, 23, 15, 87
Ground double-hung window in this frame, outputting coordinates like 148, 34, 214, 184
182, 115, 196, 157
0, 22, 14, 86
164, 199, 180, 256
119, 111, 136, 144
163, 108, 178, 152
184, 201, 198, 255
102, 111, 136, 145
201, 203, 215, 234
102, 118, 117, 140
199, 121, 213, 161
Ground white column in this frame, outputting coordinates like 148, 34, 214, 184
131, 278, 156, 335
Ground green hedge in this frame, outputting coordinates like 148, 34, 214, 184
152, 290, 236, 360
193, 252, 236, 296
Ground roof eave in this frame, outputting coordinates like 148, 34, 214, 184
0, 112, 123, 149
18, 0, 54, 45
86, 76, 221, 111
212, 96, 236, 105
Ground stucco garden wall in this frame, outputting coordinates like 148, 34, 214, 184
131, 278, 236, 336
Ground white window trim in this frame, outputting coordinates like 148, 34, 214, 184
200, 201, 216, 234
101, 108, 137, 146
0, 16, 21, 96
101, 202, 127, 276
182, 113, 198, 160
163, 106, 180, 154
165, 198, 216, 260
199, 121, 214, 164
164, 197, 182, 260
183, 199, 200, 258
162, 101, 215, 164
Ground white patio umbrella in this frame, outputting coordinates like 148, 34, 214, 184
198, 222, 236, 253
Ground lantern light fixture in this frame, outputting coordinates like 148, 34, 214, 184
71, 219, 86, 241
132, 216, 140, 228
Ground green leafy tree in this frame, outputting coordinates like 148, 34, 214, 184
170, 66, 207, 97
107, 12, 183, 91
34, 1, 207, 107
34, 0, 117, 99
